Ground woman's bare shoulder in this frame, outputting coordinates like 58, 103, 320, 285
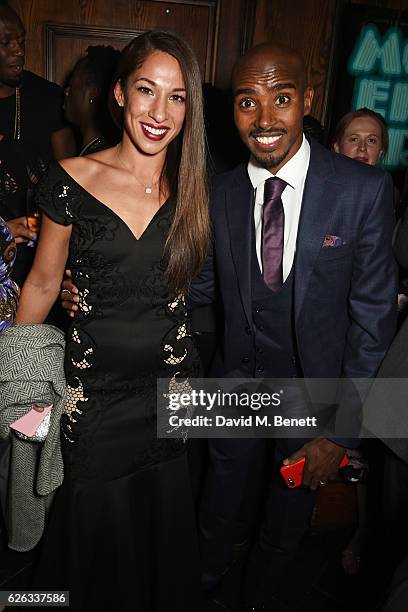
59, 147, 118, 184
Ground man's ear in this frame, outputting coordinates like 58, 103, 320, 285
333, 142, 340, 154
114, 80, 125, 107
304, 87, 314, 115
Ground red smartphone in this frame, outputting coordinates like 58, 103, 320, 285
280, 454, 349, 488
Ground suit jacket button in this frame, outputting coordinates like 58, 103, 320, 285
257, 365, 264, 373
242, 357, 249, 364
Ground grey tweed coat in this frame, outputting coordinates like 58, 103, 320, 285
0, 324, 65, 551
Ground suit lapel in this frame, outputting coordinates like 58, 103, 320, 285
225, 165, 253, 326
294, 141, 338, 320
223, 144, 339, 324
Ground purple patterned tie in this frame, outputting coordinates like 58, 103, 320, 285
261, 177, 287, 291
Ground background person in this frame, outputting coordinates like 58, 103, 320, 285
331, 107, 387, 166
0, 212, 18, 548
332, 107, 390, 576
0, 1, 75, 287
63, 45, 121, 156
392, 170, 408, 323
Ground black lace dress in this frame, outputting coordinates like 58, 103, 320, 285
31, 163, 203, 611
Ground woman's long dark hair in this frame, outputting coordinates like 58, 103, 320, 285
109, 31, 209, 293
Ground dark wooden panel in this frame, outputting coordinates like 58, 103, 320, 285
9, 0, 218, 83
213, 0, 256, 89
8, 0, 258, 92
252, 0, 338, 123
44, 24, 142, 86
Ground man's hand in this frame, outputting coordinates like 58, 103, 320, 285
283, 438, 346, 490
7, 216, 37, 244
60, 269, 79, 317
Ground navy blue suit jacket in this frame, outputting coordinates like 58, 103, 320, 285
190, 139, 397, 393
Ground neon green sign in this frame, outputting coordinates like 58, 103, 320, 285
348, 24, 408, 168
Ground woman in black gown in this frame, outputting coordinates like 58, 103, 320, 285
15, 31, 209, 611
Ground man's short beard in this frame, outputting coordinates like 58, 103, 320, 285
0, 75, 23, 88
253, 147, 290, 170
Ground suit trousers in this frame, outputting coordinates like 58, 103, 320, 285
199, 437, 317, 603
243, 439, 317, 605
200, 438, 265, 591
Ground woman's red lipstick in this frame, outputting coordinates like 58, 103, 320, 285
140, 122, 170, 141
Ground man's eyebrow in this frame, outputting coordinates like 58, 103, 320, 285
273, 82, 296, 91
234, 88, 256, 97
234, 82, 297, 97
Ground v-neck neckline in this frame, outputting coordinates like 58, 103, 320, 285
56, 162, 170, 242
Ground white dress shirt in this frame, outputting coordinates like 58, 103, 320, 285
248, 135, 311, 281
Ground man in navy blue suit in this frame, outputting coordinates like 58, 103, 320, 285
189, 43, 397, 611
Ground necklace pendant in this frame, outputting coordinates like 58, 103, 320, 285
145, 187, 152, 194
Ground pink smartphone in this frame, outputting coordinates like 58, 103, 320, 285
10, 404, 52, 437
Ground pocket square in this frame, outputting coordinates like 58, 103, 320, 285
323, 234, 343, 248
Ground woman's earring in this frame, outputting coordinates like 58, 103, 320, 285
89, 98, 94, 104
